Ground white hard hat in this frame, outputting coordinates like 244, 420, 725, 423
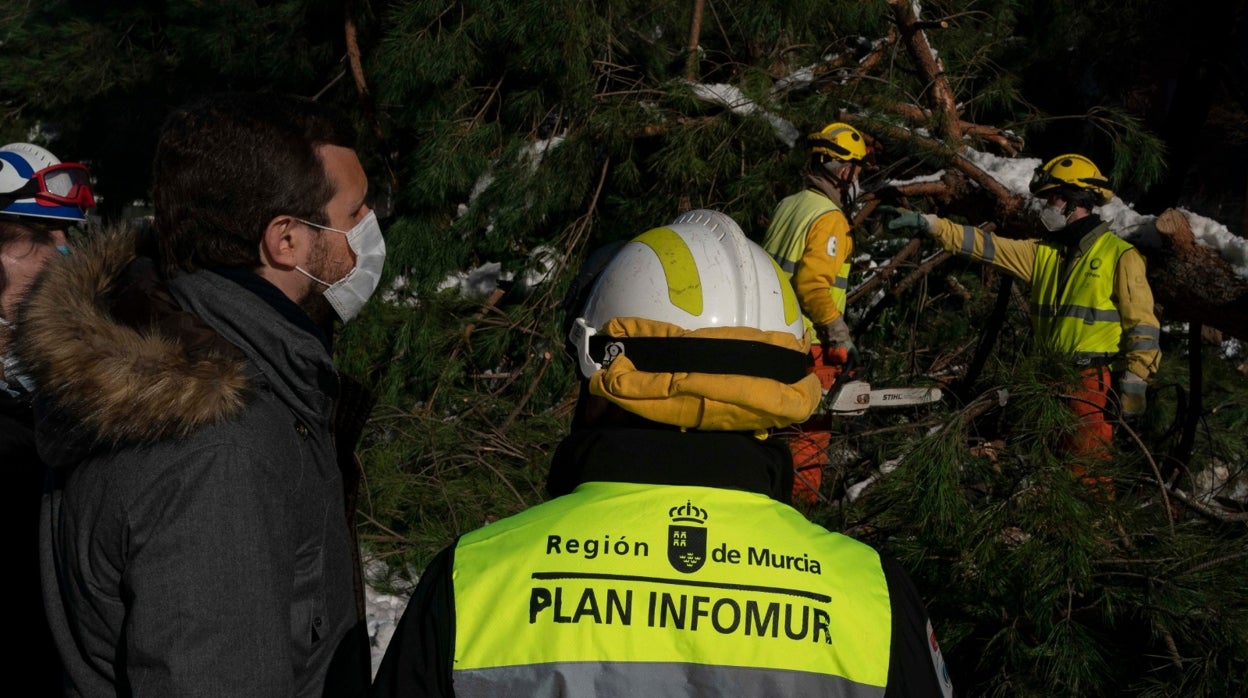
0, 142, 95, 223
569, 209, 804, 379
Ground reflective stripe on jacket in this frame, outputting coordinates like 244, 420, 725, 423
1030, 231, 1134, 365
762, 190, 851, 329
451, 481, 892, 697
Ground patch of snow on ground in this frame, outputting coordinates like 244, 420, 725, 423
366, 585, 408, 677
365, 559, 415, 677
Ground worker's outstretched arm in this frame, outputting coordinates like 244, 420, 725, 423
924, 217, 1038, 283
885, 208, 1038, 283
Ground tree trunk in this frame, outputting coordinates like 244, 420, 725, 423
1137, 209, 1248, 342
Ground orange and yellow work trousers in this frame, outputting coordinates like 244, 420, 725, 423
787, 344, 851, 504
1065, 365, 1115, 498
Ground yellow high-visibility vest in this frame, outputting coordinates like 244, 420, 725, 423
451, 481, 892, 697
1031, 231, 1133, 365
763, 190, 851, 320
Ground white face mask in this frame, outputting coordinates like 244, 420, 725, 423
1038, 205, 1069, 232
295, 210, 386, 322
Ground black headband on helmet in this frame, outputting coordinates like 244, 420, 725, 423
586, 334, 810, 384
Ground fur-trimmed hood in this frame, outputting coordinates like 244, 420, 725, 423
14, 228, 255, 452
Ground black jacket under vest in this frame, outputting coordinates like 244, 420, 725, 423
372, 427, 953, 697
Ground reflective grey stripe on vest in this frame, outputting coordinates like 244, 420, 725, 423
1125, 324, 1161, 352
834, 276, 849, 290
1029, 303, 1121, 324
454, 661, 888, 698
774, 253, 798, 274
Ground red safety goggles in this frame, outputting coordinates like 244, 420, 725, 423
28, 163, 96, 210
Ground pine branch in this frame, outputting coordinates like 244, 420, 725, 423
421, 288, 507, 415
857, 24, 898, 75
1116, 415, 1179, 532
948, 152, 1019, 211
878, 100, 1023, 156
1161, 484, 1248, 523
684, 0, 706, 81
953, 271, 1011, 401
843, 114, 1018, 209
502, 351, 553, 430
886, 0, 959, 143
846, 237, 923, 307
1178, 550, 1248, 578
344, 1, 399, 195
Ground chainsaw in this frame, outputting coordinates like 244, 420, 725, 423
821, 380, 943, 416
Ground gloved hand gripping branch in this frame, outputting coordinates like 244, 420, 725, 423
877, 205, 931, 234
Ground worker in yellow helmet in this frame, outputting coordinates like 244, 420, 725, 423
884, 154, 1162, 494
761, 122, 870, 502
373, 210, 954, 698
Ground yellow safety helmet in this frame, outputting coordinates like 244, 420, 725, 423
1028, 153, 1113, 206
809, 122, 868, 164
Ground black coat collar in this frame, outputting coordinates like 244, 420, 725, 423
547, 427, 795, 503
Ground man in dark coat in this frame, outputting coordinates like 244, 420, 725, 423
16, 94, 383, 697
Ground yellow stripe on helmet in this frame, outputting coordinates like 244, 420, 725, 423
769, 256, 800, 326
635, 227, 703, 317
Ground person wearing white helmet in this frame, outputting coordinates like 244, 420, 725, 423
884, 154, 1162, 493
0, 142, 95, 226
0, 141, 95, 384
373, 210, 954, 698
0, 142, 95, 396
0, 142, 94, 696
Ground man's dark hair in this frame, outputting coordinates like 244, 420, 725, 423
152, 93, 357, 276
0, 220, 56, 297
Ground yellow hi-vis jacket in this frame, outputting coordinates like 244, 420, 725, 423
450, 481, 892, 696
927, 217, 1161, 380
762, 189, 853, 334
1032, 233, 1135, 364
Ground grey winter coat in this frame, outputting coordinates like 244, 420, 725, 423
15, 231, 368, 697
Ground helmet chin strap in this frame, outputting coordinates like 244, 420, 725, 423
815, 161, 855, 196
835, 168, 860, 209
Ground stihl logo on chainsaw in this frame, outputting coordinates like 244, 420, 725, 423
823, 380, 942, 416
